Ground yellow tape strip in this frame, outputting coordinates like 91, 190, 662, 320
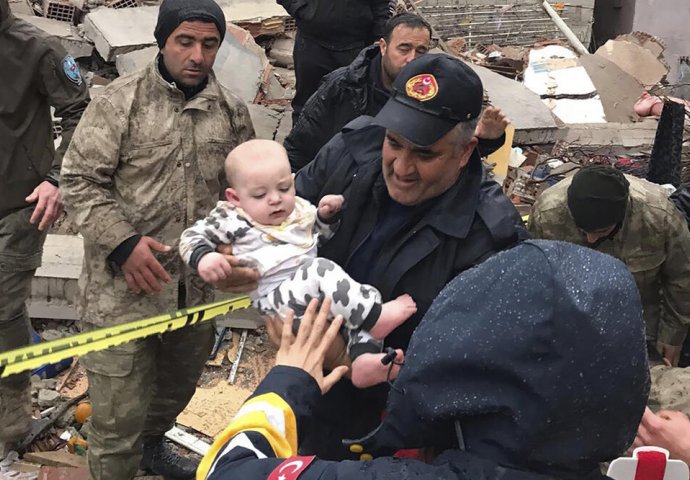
0, 296, 251, 379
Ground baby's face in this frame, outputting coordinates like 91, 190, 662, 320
226, 156, 296, 226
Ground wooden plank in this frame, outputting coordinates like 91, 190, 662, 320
24, 451, 87, 468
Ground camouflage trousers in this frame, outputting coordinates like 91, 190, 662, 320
82, 322, 214, 480
648, 364, 690, 416
0, 206, 47, 443
255, 257, 382, 358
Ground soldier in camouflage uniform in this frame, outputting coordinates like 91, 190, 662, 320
0, 0, 89, 456
60, 0, 254, 478
528, 166, 690, 367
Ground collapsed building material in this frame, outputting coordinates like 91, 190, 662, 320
17, 14, 93, 58
247, 103, 281, 140
114, 45, 156, 76
541, 0, 587, 55
595, 35, 669, 88
82, 6, 158, 61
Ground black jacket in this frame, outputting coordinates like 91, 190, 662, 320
285, 45, 507, 171
295, 117, 528, 351
277, 0, 389, 49
285, 45, 382, 170
0, 9, 89, 218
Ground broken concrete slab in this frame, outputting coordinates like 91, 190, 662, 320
24, 451, 86, 469
219, 0, 288, 23
83, 6, 158, 62
17, 14, 93, 58
115, 46, 157, 77
579, 53, 643, 123
274, 108, 293, 144
563, 120, 659, 148
595, 38, 669, 88
247, 103, 281, 140
465, 60, 560, 144
269, 35, 294, 68
214, 23, 272, 103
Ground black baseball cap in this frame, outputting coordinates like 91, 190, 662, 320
374, 54, 483, 147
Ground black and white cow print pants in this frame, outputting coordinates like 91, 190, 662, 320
255, 257, 383, 359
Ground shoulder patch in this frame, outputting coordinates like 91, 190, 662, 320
267, 456, 316, 480
63, 55, 82, 85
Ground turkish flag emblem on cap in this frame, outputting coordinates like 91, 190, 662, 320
268, 456, 316, 480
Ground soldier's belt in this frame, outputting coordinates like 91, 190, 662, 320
0, 297, 251, 379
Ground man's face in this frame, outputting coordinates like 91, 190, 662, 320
382, 128, 477, 205
160, 21, 221, 87
579, 225, 617, 247
380, 26, 431, 87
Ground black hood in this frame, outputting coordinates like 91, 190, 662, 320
348, 240, 649, 478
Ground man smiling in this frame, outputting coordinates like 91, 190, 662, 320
60, 0, 254, 478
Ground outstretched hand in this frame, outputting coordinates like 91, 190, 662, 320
475, 106, 510, 140
275, 299, 349, 394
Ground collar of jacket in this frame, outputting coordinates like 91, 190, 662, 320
342, 44, 382, 86
341, 120, 483, 239
148, 57, 221, 109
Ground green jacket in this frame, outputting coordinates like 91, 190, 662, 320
61, 61, 255, 327
528, 174, 690, 346
0, 7, 89, 218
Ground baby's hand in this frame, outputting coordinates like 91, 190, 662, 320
198, 252, 232, 283
318, 194, 345, 219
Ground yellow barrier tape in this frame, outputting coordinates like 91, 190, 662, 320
0, 296, 251, 379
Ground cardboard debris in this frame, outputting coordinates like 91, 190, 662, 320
177, 381, 254, 438
595, 36, 669, 88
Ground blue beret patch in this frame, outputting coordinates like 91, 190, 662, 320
63, 55, 82, 85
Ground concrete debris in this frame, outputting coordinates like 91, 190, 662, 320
247, 103, 281, 140
214, 23, 272, 103
451, 41, 527, 79
38, 389, 61, 409
83, 6, 158, 62
595, 35, 669, 88
523, 45, 606, 124
115, 46, 157, 76
465, 61, 560, 145
38, 466, 89, 480
17, 15, 93, 59
578, 54, 643, 123
268, 35, 295, 68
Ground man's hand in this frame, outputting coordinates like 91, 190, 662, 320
657, 341, 682, 367
632, 407, 690, 464
475, 106, 510, 140
198, 252, 233, 283
121, 236, 172, 294
266, 313, 351, 372
26, 181, 63, 231
275, 299, 349, 394
318, 194, 345, 220
213, 244, 260, 293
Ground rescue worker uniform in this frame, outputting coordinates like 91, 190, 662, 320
0, 0, 89, 447
196, 241, 649, 480
528, 174, 690, 349
60, 57, 254, 479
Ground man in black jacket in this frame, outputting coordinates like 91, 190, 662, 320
278, 0, 390, 125
0, 0, 89, 456
285, 13, 432, 171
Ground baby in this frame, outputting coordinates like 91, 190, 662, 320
180, 139, 416, 388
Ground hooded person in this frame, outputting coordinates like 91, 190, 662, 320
195, 240, 650, 480
0, 0, 89, 458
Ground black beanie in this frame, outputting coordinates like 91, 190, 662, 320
567, 166, 630, 231
154, 0, 226, 49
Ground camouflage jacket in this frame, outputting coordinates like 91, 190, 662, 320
61, 61, 254, 327
528, 174, 690, 346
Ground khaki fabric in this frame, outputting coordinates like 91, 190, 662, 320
648, 365, 690, 416
528, 174, 690, 346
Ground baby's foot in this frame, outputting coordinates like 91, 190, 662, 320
370, 294, 417, 340
351, 350, 404, 388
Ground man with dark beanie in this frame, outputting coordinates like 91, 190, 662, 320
529, 165, 690, 367
60, 0, 254, 478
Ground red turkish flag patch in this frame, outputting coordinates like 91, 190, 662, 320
268, 456, 316, 480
